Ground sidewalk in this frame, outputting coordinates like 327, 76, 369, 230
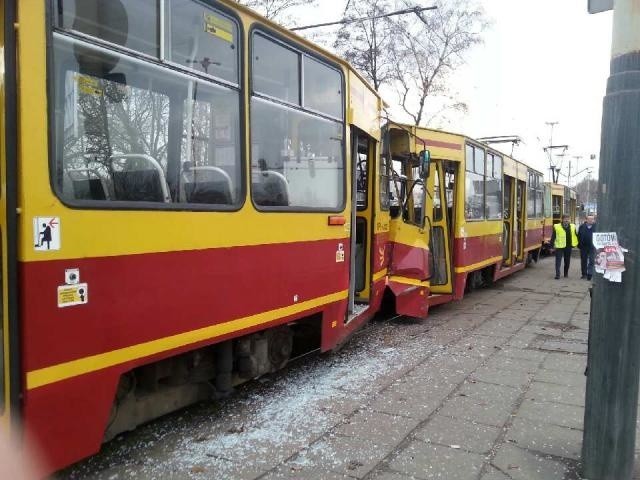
264, 258, 591, 480
60, 257, 599, 480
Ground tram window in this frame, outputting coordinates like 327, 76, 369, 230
303, 57, 343, 119
250, 98, 343, 209
485, 153, 502, 220
166, 1, 239, 84
55, 0, 160, 58
433, 167, 442, 221
544, 184, 552, 217
253, 34, 300, 104
53, 34, 242, 207
465, 144, 485, 220
379, 156, 390, 211
527, 172, 536, 218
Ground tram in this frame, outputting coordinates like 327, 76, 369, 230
385, 125, 543, 307
0, 0, 403, 473
542, 182, 577, 251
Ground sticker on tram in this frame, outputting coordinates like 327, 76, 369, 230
33, 217, 61, 252
203, 13, 233, 42
336, 243, 345, 263
58, 283, 88, 308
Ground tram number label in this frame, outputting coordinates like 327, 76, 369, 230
58, 283, 88, 308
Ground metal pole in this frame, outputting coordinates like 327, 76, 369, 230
582, 1, 640, 478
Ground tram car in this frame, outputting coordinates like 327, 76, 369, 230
384, 125, 543, 309
0, 0, 414, 473
542, 182, 577, 251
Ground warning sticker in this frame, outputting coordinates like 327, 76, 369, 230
336, 243, 345, 263
204, 13, 234, 42
33, 217, 61, 252
77, 75, 102, 96
58, 283, 88, 308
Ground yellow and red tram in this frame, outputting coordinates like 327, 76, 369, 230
0, 0, 401, 473
542, 182, 577, 250
386, 125, 544, 306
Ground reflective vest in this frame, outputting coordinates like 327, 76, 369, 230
554, 223, 578, 248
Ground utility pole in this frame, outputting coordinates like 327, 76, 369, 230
582, 1, 640, 479
545, 121, 558, 181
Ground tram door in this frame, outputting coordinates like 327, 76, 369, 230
502, 176, 514, 266
430, 160, 455, 294
348, 129, 376, 317
514, 180, 526, 262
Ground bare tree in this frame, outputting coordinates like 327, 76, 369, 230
332, 0, 397, 91
391, 0, 487, 125
234, 0, 317, 25
332, 0, 486, 125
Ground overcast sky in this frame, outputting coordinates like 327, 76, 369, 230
295, 1, 613, 184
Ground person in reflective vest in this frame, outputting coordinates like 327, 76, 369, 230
551, 214, 579, 279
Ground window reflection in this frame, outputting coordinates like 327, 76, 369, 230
54, 35, 241, 206
56, 0, 160, 57
167, 0, 239, 84
253, 35, 299, 104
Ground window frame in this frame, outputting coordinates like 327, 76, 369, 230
464, 142, 486, 221
46, 0, 247, 212
248, 25, 347, 213
484, 151, 502, 221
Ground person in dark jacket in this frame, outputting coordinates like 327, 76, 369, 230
578, 215, 597, 280
551, 215, 579, 279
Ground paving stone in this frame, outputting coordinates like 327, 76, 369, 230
369, 387, 444, 420
480, 465, 510, 479
438, 385, 518, 427
288, 435, 391, 479
534, 369, 586, 388
334, 410, 420, 447
505, 417, 582, 460
262, 465, 354, 480
413, 414, 500, 454
484, 355, 541, 373
449, 335, 508, 358
470, 366, 533, 389
542, 353, 586, 373
494, 347, 548, 363
388, 441, 485, 480
422, 351, 483, 376
444, 313, 491, 331
368, 471, 419, 480
539, 339, 587, 354
526, 382, 585, 407
492, 444, 568, 480
518, 398, 584, 430
505, 332, 538, 349
405, 364, 469, 388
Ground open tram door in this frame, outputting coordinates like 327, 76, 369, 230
347, 128, 378, 320
1, 0, 20, 435
428, 159, 456, 296
384, 125, 431, 318
501, 162, 526, 267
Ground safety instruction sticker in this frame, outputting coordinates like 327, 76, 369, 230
336, 243, 345, 263
204, 13, 234, 42
58, 283, 88, 308
33, 217, 61, 251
